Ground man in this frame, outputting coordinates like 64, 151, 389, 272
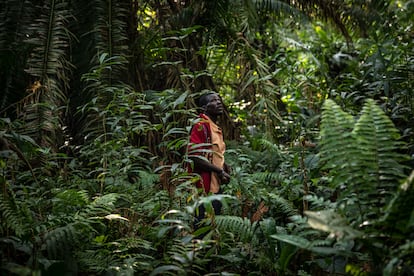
187, 92, 230, 228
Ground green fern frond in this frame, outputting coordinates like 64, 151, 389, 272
384, 240, 414, 275
256, 138, 284, 156
258, 218, 278, 241
252, 171, 283, 184
134, 183, 162, 206
77, 55, 131, 143
82, 193, 120, 218
352, 99, 408, 186
53, 189, 90, 212
117, 237, 155, 253
0, 194, 29, 238
267, 193, 298, 217
168, 239, 205, 266
304, 194, 336, 210
56, 189, 89, 203
319, 99, 409, 222
319, 99, 356, 176
44, 222, 78, 259
138, 170, 160, 188
215, 215, 257, 243
77, 248, 119, 274
382, 170, 414, 234
256, 218, 280, 261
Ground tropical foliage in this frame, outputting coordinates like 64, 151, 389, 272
1, 0, 413, 275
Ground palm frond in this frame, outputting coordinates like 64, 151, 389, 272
0, 0, 36, 115
69, 0, 132, 146
75, 54, 130, 143
92, 0, 130, 79
293, 0, 352, 44
18, 0, 74, 151
255, 0, 301, 18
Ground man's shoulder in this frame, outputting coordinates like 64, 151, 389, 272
190, 115, 211, 139
192, 120, 210, 133
192, 114, 211, 127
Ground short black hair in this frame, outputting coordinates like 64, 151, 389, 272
197, 91, 216, 107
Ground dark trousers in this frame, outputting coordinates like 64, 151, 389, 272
194, 198, 222, 230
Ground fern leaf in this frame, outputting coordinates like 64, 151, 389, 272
82, 193, 120, 218
44, 222, 78, 259
77, 248, 118, 274
215, 215, 257, 243
353, 99, 408, 184
381, 170, 414, 234
53, 189, 89, 212
319, 99, 409, 223
349, 100, 407, 213
319, 99, 355, 174
267, 193, 297, 217
0, 194, 29, 238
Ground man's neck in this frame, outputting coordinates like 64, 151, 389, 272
204, 112, 217, 123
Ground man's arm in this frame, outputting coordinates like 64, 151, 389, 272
189, 156, 230, 184
188, 122, 230, 183
190, 156, 221, 174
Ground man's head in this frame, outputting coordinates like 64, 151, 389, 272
198, 92, 224, 117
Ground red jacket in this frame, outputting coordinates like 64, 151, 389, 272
188, 114, 213, 193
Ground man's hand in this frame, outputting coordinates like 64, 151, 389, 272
218, 169, 231, 184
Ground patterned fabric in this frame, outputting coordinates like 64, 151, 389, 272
188, 113, 226, 193
208, 116, 225, 193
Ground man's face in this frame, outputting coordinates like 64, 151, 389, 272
205, 93, 223, 115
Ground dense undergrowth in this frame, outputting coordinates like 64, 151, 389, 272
1, 0, 413, 275
1, 87, 413, 275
